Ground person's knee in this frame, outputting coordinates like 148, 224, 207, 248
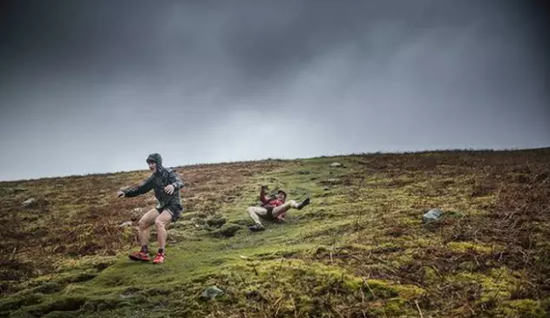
138, 218, 150, 230
247, 207, 255, 214
155, 218, 167, 229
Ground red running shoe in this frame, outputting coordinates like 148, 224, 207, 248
129, 251, 150, 262
153, 252, 165, 264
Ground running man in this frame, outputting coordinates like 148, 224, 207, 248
117, 153, 184, 264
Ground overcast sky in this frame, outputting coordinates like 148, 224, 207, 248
0, 0, 548, 181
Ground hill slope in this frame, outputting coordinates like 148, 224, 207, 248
1, 149, 550, 317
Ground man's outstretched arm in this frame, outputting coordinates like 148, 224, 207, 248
123, 175, 154, 197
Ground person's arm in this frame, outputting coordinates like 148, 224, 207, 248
169, 169, 184, 190
260, 186, 270, 204
123, 175, 154, 198
164, 169, 184, 194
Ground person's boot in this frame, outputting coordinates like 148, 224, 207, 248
129, 251, 151, 262
297, 197, 310, 210
248, 224, 265, 232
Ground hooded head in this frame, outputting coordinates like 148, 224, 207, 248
146, 153, 163, 172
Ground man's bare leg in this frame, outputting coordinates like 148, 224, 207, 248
138, 208, 160, 248
272, 200, 299, 218
155, 211, 173, 252
272, 198, 310, 218
130, 208, 160, 261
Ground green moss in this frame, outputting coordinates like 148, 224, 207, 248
447, 241, 498, 254
450, 268, 519, 302
365, 279, 425, 300
0, 293, 44, 313
497, 299, 547, 318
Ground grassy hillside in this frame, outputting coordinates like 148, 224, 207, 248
1, 149, 549, 317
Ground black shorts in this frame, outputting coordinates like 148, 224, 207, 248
157, 203, 183, 221
263, 205, 275, 220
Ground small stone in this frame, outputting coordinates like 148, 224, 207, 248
200, 286, 224, 299
330, 162, 343, 168
22, 198, 37, 207
422, 209, 443, 223
118, 221, 133, 228
324, 187, 330, 191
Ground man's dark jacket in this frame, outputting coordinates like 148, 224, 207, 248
124, 153, 184, 219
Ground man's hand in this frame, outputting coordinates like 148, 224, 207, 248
261, 185, 268, 191
164, 184, 175, 195
117, 191, 125, 198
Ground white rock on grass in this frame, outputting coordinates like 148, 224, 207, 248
118, 221, 133, 228
22, 198, 37, 207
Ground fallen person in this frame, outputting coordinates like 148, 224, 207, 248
247, 185, 310, 232
117, 153, 184, 264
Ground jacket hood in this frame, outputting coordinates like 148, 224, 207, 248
146, 153, 163, 166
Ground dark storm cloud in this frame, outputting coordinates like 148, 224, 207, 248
0, 0, 548, 181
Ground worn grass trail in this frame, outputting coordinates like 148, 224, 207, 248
1, 149, 550, 317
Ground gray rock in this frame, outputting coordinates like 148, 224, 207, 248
118, 221, 133, 228
330, 162, 344, 168
422, 209, 443, 223
200, 286, 224, 299
22, 198, 37, 207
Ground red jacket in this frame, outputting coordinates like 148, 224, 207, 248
260, 189, 286, 220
